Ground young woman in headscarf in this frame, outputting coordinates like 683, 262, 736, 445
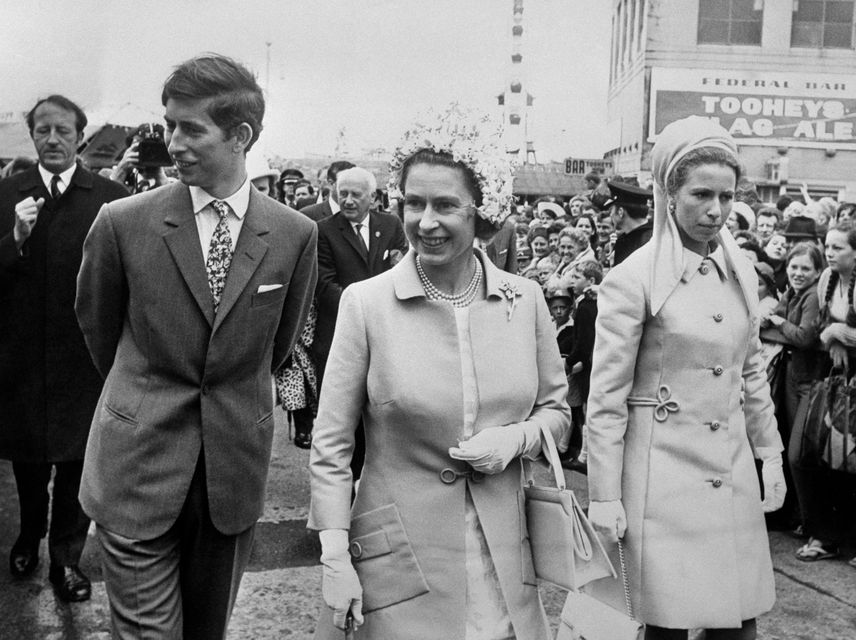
585, 116, 786, 640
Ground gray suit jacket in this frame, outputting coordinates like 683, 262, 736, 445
76, 182, 317, 539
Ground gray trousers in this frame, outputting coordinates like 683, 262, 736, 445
96, 454, 255, 639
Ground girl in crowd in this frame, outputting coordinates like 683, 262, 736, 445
543, 227, 589, 293
790, 224, 856, 564
309, 107, 569, 639
573, 213, 599, 252
586, 116, 785, 640
763, 231, 789, 293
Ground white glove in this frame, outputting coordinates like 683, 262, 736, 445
757, 447, 787, 513
319, 529, 364, 631
588, 500, 627, 544
448, 423, 540, 474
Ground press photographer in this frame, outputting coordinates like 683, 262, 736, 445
109, 122, 172, 193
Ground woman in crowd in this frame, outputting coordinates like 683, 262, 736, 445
519, 227, 552, 280
760, 243, 824, 531
763, 231, 790, 293
308, 107, 570, 640
586, 116, 785, 640
833, 202, 856, 228
790, 223, 856, 564
567, 194, 590, 221
543, 227, 588, 292
573, 213, 599, 251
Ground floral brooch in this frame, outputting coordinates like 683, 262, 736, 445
499, 281, 522, 321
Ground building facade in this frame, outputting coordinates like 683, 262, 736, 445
608, 0, 856, 200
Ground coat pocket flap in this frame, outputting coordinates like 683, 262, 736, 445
349, 529, 391, 561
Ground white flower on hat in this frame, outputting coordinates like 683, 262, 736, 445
387, 103, 517, 228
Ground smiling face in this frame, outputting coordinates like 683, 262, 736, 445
825, 229, 856, 276
670, 163, 737, 254
531, 236, 549, 258
575, 217, 594, 235
402, 163, 476, 273
596, 217, 613, 242
337, 174, 372, 224
164, 97, 247, 198
31, 102, 83, 174
786, 253, 820, 292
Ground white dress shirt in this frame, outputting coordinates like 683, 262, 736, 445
38, 163, 76, 196
190, 179, 251, 261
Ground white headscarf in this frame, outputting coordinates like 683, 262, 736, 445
649, 116, 755, 316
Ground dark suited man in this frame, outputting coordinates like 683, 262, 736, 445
484, 217, 518, 273
0, 95, 128, 602
75, 54, 317, 639
314, 166, 407, 478
299, 160, 355, 222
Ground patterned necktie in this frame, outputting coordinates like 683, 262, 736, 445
50, 174, 61, 200
207, 200, 234, 312
354, 222, 368, 259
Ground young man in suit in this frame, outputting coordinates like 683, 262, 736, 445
75, 54, 317, 639
0, 95, 128, 603
314, 166, 408, 476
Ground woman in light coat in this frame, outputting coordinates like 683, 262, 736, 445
586, 116, 786, 640
308, 107, 570, 640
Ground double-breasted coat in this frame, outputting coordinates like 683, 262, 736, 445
587, 244, 780, 629
309, 250, 570, 640
0, 163, 128, 463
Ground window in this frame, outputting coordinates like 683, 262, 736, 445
792, 1, 854, 48
698, 0, 763, 45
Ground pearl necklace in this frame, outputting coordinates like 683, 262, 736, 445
416, 255, 483, 308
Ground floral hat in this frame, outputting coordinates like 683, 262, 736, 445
387, 103, 516, 229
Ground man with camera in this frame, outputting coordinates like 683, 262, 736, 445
0, 94, 129, 603
109, 122, 173, 193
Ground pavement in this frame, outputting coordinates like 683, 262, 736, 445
0, 406, 854, 639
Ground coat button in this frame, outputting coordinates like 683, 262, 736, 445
713, 366, 723, 376
714, 313, 723, 322
202, 385, 210, 395
712, 478, 723, 488
699, 264, 710, 275
709, 421, 721, 431
349, 541, 363, 558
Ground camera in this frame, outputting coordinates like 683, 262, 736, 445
136, 125, 172, 168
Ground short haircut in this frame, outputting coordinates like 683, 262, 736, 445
786, 241, 823, 272
26, 94, 87, 134
584, 172, 601, 185
572, 259, 603, 284
548, 221, 566, 236
327, 160, 356, 183
756, 207, 781, 224
337, 167, 377, 194
161, 53, 264, 151
740, 241, 766, 263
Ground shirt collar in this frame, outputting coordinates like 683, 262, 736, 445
680, 242, 729, 283
39, 162, 77, 192
350, 215, 370, 230
190, 178, 251, 219
329, 196, 341, 214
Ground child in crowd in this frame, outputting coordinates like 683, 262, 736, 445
561, 259, 603, 472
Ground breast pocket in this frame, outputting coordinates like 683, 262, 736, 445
251, 285, 288, 308
349, 503, 430, 613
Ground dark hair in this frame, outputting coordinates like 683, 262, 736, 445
547, 221, 566, 236
327, 160, 356, 183
756, 207, 781, 224
665, 147, 741, 198
836, 201, 856, 223
573, 259, 603, 284
294, 179, 314, 194
161, 54, 264, 151
740, 241, 766, 263
822, 222, 856, 327
786, 241, 824, 273
584, 172, 601, 185
26, 94, 87, 134
125, 122, 165, 147
398, 148, 496, 240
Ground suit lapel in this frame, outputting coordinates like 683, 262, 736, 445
336, 213, 368, 265
367, 212, 382, 268
162, 186, 216, 326
212, 193, 270, 333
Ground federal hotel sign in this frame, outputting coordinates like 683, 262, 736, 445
649, 68, 856, 150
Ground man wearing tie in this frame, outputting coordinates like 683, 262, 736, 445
75, 54, 317, 639
314, 166, 407, 477
0, 95, 128, 602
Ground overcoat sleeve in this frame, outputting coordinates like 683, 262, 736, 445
585, 266, 647, 501
75, 203, 128, 379
308, 285, 369, 530
271, 223, 318, 371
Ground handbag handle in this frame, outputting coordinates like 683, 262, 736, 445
524, 422, 566, 490
618, 539, 634, 618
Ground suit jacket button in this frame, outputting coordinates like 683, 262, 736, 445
713, 366, 724, 376
714, 313, 723, 322
709, 421, 720, 431
712, 478, 723, 488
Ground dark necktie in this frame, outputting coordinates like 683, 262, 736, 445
206, 200, 234, 312
354, 222, 368, 259
50, 174, 61, 200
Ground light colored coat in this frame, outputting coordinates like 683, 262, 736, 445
309, 250, 570, 640
587, 243, 781, 629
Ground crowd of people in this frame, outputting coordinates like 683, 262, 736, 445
1, 51, 854, 640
